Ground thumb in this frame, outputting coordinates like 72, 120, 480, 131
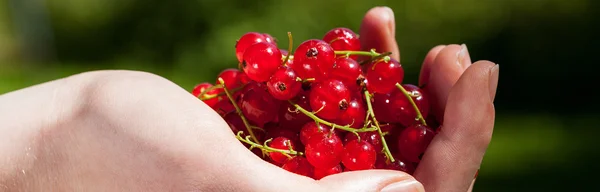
204, 136, 424, 192
318, 170, 425, 192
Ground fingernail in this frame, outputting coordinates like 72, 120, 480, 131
380, 179, 425, 192
457, 44, 472, 70
489, 64, 499, 101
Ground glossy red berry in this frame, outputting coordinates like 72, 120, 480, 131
334, 97, 366, 128
192, 83, 221, 108
330, 57, 362, 90
385, 155, 416, 174
388, 84, 431, 126
216, 68, 243, 89
263, 33, 277, 45
309, 79, 351, 120
282, 156, 314, 177
235, 32, 268, 63
398, 124, 435, 163
268, 137, 296, 164
292, 39, 335, 80
344, 131, 383, 153
242, 42, 282, 82
366, 58, 404, 94
238, 82, 280, 126
192, 82, 211, 97
342, 140, 377, 171
371, 93, 395, 123
323, 27, 361, 60
313, 164, 342, 180
212, 99, 235, 117
305, 133, 344, 169
267, 66, 302, 100
299, 122, 331, 145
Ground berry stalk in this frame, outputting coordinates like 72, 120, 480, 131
364, 90, 395, 162
289, 101, 379, 133
282, 32, 293, 66
217, 78, 262, 146
197, 84, 223, 100
236, 131, 303, 158
199, 85, 244, 101
395, 83, 427, 126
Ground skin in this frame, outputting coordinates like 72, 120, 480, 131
0, 6, 498, 192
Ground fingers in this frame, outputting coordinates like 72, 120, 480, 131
418, 45, 446, 87
421, 44, 471, 124
413, 61, 499, 192
360, 6, 400, 61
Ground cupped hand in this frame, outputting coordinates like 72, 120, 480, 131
361, 6, 499, 192
0, 6, 497, 192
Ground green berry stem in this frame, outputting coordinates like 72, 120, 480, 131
282, 32, 293, 66
198, 85, 244, 101
235, 131, 303, 158
197, 84, 223, 100
334, 49, 387, 57
364, 90, 395, 162
217, 78, 262, 147
395, 83, 427, 126
289, 101, 379, 133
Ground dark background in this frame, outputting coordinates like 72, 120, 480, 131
1, 0, 598, 191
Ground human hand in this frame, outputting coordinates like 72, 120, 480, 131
0, 6, 497, 192
360, 6, 499, 192
0, 70, 427, 191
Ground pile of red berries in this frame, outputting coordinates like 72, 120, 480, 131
192, 28, 439, 180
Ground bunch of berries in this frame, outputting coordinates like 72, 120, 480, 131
192, 27, 439, 179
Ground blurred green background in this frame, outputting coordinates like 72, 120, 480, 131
1, 0, 598, 191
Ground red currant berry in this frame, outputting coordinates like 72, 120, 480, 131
235, 32, 267, 63
268, 136, 296, 164
371, 93, 395, 123
192, 83, 221, 108
263, 33, 277, 45
309, 79, 351, 120
305, 133, 344, 169
282, 156, 314, 178
344, 131, 383, 153
334, 97, 366, 128
242, 42, 282, 82
216, 68, 243, 89
323, 27, 361, 60
238, 82, 280, 126
267, 66, 302, 100
293, 39, 335, 79
330, 57, 362, 90
365, 58, 404, 94
313, 164, 342, 180
212, 99, 235, 117
279, 91, 312, 132
398, 124, 435, 163
342, 140, 377, 171
192, 82, 211, 97
299, 122, 331, 145
385, 155, 416, 175
238, 73, 251, 84
388, 84, 431, 126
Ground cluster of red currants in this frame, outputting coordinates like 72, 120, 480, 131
192, 27, 439, 180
